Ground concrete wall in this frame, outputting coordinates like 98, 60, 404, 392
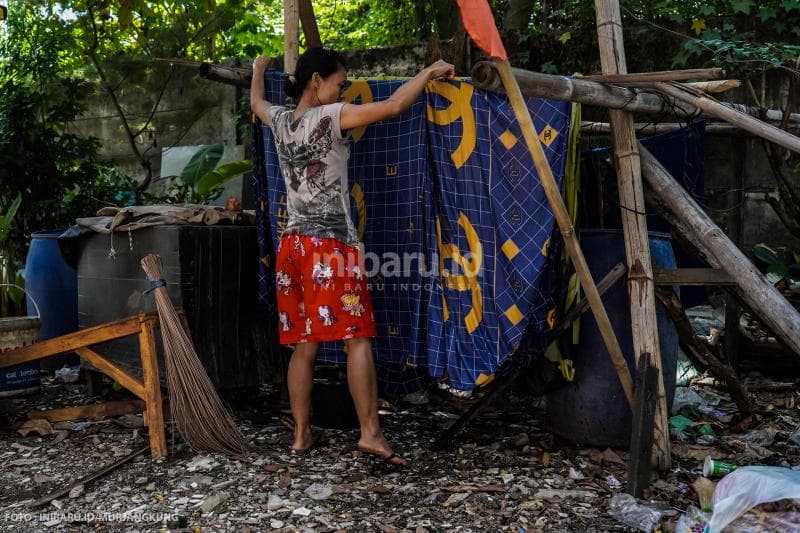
69, 49, 799, 254
68, 65, 243, 194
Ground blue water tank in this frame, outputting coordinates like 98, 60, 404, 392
546, 229, 679, 448
25, 230, 79, 369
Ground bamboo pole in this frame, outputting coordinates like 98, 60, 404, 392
298, 0, 322, 48
582, 68, 725, 83
284, 0, 299, 74
471, 62, 800, 123
640, 144, 800, 357
655, 81, 800, 156
580, 121, 800, 136
495, 59, 635, 407
595, 0, 671, 470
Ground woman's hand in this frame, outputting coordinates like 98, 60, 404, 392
427, 60, 455, 80
253, 55, 271, 72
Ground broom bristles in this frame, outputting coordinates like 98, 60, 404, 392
141, 254, 249, 457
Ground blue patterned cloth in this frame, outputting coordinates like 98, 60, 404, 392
252, 74, 570, 392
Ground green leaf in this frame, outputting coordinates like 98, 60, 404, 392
698, 5, 716, 16
758, 7, 779, 21
768, 263, 790, 279
181, 143, 224, 186
196, 160, 253, 197
753, 243, 782, 266
781, 0, 800, 13
0, 194, 22, 248
730, 0, 754, 15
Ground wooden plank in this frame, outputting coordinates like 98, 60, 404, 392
653, 268, 735, 286
582, 68, 724, 83
496, 58, 635, 406
640, 144, 800, 357
284, 0, 299, 74
75, 347, 146, 400
139, 316, 167, 458
0, 314, 148, 368
594, 0, 671, 470
27, 400, 146, 423
627, 354, 658, 498
655, 82, 800, 156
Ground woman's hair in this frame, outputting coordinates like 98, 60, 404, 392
285, 47, 347, 99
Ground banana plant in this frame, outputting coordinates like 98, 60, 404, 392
171, 143, 252, 204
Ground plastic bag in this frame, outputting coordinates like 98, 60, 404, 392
608, 493, 662, 532
708, 466, 800, 532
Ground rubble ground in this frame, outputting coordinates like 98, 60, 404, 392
1, 372, 798, 532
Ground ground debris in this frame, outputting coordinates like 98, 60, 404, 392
0, 371, 798, 531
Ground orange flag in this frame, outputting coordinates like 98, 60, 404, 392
455, 0, 507, 61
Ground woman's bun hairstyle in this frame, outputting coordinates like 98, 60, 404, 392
284, 47, 347, 100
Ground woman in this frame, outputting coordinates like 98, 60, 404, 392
250, 48, 455, 466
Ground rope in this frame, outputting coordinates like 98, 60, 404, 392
140, 254, 249, 457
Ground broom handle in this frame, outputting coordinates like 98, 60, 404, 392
494, 58, 635, 407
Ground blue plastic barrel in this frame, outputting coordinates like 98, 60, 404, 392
25, 230, 79, 369
546, 229, 679, 448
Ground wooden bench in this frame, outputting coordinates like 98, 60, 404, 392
0, 313, 167, 457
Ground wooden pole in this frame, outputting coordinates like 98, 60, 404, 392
595, 0, 671, 470
298, 0, 322, 48
655, 82, 800, 156
283, 0, 300, 75
495, 58, 635, 406
640, 143, 800, 357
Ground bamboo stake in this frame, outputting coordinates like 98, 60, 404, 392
580, 120, 800, 136
640, 144, 800, 357
582, 68, 725, 83
655, 81, 800, 156
495, 58, 634, 407
595, 0, 671, 470
471, 62, 800, 123
284, 0, 299, 74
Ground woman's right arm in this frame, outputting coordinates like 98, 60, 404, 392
250, 55, 273, 126
340, 60, 455, 131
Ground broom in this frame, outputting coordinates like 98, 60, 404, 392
141, 254, 249, 457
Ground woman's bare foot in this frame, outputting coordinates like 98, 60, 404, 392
292, 428, 317, 454
357, 436, 407, 466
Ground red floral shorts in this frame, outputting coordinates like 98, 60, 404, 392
275, 234, 377, 344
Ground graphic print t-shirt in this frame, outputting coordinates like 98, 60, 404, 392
267, 102, 359, 246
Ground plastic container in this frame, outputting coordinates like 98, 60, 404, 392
24, 230, 78, 370
546, 229, 679, 447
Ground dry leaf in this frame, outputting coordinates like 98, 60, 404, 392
368, 485, 393, 495
51, 430, 70, 445
541, 451, 551, 468
17, 418, 53, 437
